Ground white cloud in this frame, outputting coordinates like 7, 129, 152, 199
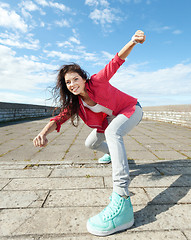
35, 0, 49, 7
0, 6, 28, 32
89, 8, 113, 25
49, 1, 70, 11
20, 1, 40, 12
85, 0, 122, 31
172, 29, 182, 35
44, 50, 81, 62
55, 19, 70, 27
0, 44, 56, 92
35, 0, 70, 11
85, 0, 99, 7
0, 91, 48, 105
111, 62, 191, 97
69, 37, 80, 45
0, 32, 40, 50
85, 0, 109, 7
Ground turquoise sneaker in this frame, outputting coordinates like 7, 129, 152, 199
98, 154, 111, 164
87, 192, 134, 236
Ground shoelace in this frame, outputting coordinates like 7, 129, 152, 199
101, 196, 123, 220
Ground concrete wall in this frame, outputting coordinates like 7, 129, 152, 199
0, 102, 59, 123
143, 104, 191, 128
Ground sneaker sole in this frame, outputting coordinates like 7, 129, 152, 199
98, 160, 111, 164
87, 218, 134, 236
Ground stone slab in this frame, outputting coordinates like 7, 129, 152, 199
38, 231, 187, 240
0, 190, 49, 208
144, 187, 191, 204
104, 174, 191, 188
64, 145, 96, 161
0, 179, 11, 190
0, 204, 190, 236
127, 150, 158, 160
3, 177, 104, 191
50, 166, 112, 177
44, 188, 149, 208
152, 150, 187, 160
0, 230, 187, 239
133, 204, 191, 231
143, 143, 173, 151
0, 169, 52, 178
156, 166, 191, 175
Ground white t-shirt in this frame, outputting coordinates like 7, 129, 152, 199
81, 99, 116, 124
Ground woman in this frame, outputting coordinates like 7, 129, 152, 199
33, 30, 146, 236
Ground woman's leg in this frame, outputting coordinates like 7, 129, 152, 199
104, 105, 143, 196
85, 128, 109, 154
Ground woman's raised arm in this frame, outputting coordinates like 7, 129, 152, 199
118, 30, 146, 60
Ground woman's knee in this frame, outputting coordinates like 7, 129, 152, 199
85, 138, 94, 149
105, 125, 117, 139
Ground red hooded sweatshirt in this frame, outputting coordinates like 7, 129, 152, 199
50, 53, 137, 133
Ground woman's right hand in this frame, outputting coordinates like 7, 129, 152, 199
33, 134, 48, 147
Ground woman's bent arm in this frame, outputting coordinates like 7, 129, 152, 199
33, 120, 57, 147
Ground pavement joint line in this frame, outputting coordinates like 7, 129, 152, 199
0, 144, 24, 158
11, 209, 39, 236
181, 230, 189, 240
1, 203, 190, 211
142, 187, 152, 201
1, 179, 13, 191
0, 230, 189, 239
130, 136, 161, 160
41, 190, 51, 208
29, 125, 72, 159
62, 123, 85, 160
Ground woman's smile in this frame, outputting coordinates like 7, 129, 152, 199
65, 72, 86, 96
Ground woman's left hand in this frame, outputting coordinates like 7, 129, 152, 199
132, 30, 146, 44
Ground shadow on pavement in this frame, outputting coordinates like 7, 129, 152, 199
129, 159, 191, 229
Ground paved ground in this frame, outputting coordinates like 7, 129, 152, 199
0, 118, 191, 240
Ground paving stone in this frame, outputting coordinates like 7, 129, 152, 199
64, 145, 95, 161
152, 150, 187, 160
50, 166, 112, 177
143, 143, 172, 151
127, 150, 158, 160
133, 204, 191, 231
0, 179, 11, 190
1, 204, 190, 236
104, 174, 191, 188
31, 144, 71, 161
167, 143, 191, 151
0, 169, 52, 178
37, 230, 187, 239
0, 190, 49, 208
180, 151, 191, 158
144, 187, 191, 204
44, 188, 149, 208
0, 164, 28, 170
0, 207, 97, 236
3, 177, 104, 191
0, 145, 41, 161
156, 166, 191, 175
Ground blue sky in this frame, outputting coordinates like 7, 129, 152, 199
0, 0, 191, 107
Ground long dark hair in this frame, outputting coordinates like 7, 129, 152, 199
53, 63, 90, 127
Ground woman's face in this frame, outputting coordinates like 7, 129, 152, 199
65, 72, 86, 96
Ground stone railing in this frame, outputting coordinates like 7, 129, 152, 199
0, 102, 59, 123
143, 104, 191, 128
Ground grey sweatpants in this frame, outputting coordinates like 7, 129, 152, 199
85, 105, 143, 196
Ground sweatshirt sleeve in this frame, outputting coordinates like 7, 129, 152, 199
50, 108, 71, 132
91, 53, 125, 83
